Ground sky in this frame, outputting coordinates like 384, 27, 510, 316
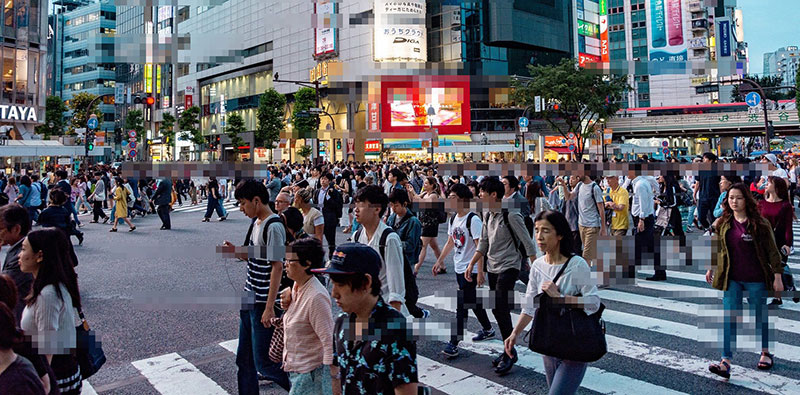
737, 0, 800, 75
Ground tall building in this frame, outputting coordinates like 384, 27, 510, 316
59, 1, 117, 132
763, 46, 799, 86
1, 0, 48, 139
46, 0, 86, 98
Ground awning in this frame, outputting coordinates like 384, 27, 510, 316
0, 140, 110, 157
546, 147, 573, 154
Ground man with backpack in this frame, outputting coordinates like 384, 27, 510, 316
566, 174, 606, 268
386, 189, 429, 319
222, 180, 291, 394
28, 174, 43, 223
351, 185, 407, 316
465, 176, 537, 375
433, 183, 494, 359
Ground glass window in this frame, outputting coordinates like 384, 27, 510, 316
3, 47, 14, 102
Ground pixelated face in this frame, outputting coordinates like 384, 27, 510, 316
284, 252, 307, 282
320, 176, 330, 189
18, 238, 41, 275
726, 188, 746, 212
330, 275, 371, 314
389, 201, 406, 216
275, 194, 291, 212
237, 198, 258, 218
354, 200, 380, 223
534, 218, 562, 254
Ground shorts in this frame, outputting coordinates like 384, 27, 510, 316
422, 223, 439, 238
610, 229, 627, 236
579, 225, 600, 263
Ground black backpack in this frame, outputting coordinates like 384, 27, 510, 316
449, 212, 478, 239
243, 215, 296, 249
354, 227, 418, 307
497, 211, 534, 258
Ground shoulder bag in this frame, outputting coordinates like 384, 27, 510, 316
75, 308, 106, 379
268, 316, 285, 364
527, 256, 607, 362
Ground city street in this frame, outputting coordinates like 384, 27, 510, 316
9, 200, 798, 395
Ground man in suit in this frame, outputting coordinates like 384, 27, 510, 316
315, 172, 342, 258
153, 177, 173, 230
0, 203, 31, 324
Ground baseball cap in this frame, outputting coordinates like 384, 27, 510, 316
764, 153, 779, 167
312, 243, 382, 279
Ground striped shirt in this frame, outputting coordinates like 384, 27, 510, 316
282, 276, 334, 373
244, 214, 288, 305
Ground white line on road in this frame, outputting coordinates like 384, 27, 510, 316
80, 380, 98, 395
132, 352, 229, 395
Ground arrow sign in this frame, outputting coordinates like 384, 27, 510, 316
745, 92, 761, 108
518, 117, 529, 128
87, 117, 98, 130
129, 130, 137, 138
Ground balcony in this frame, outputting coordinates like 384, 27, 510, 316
688, 2, 702, 12
691, 19, 708, 31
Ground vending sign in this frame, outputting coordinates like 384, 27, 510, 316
645, 0, 688, 63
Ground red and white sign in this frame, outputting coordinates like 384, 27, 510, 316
185, 95, 193, 108
599, 15, 609, 62
346, 138, 355, 154
365, 140, 381, 153
128, 130, 137, 138
368, 103, 380, 131
578, 53, 601, 68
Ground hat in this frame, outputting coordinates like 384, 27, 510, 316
311, 243, 382, 279
764, 153, 779, 167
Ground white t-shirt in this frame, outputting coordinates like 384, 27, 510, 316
448, 213, 482, 274
771, 168, 789, 181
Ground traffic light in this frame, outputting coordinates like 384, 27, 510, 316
336, 139, 341, 150
85, 130, 95, 151
767, 121, 775, 141
514, 137, 520, 148
144, 96, 155, 106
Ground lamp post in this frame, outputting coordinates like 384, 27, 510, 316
427, 105, 436, 164
211, 123, 217, 162
599, 117, 606, 160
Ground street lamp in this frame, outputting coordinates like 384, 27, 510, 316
427, 105, 436, 164
599, 118, 606, 160
211, 123, 217, 161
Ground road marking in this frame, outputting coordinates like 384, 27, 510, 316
81, 381, 98, 395
132, 352, 228, 395
632, 280, 800, 313
219, 339, 237, 354
419, 295, 800, 394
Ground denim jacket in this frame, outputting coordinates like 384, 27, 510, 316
387, 210, 422, 266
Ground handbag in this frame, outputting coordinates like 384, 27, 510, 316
268, 317, 284, 364
527, 256, 607, 363
655, 207, 670, 229
75, 308, 106, 379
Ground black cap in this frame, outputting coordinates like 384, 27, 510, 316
311, 243, 382, 279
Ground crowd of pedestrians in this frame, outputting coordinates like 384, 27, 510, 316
1, 152, 799, 394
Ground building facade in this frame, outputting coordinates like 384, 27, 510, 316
763, 46, 799, 87
1, 0, 48, 139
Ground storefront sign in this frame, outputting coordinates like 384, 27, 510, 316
365, 140, 381, 153
578, 53, 601, 68
347, 138, 355, 154
368, 103, 381, 130
314, 0, 338, 58
577, 20, 598, 37
185, 94, 193, 108
144, 63, 153, 93
544, 136, 576, 147
309, 60, 337, 85
373, 0, 427, 62
599, 0, 609, 62
0, 105, 37, 122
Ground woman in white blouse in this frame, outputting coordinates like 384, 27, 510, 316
504, 210, 600, 395
18, 228, 82, 394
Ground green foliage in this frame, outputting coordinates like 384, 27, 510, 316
125, 109, 145, 137
256, 89, 286, 150
291, 87, 319, 140
160, 112, 176, 160
67, 92, 102, 134
511, 58, 629, 157
178, 106, 205, 155
297, 144, 313, 160
36, 96, 67, 139
731, 74, 792, 102
226, 113, 247, 159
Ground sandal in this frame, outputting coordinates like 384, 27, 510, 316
708, 360, 731, 379
109, 228, 118, 232
129, 226, 136, 232
757, 352, 774, 370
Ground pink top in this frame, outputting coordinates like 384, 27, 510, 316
282, 276, 334, 374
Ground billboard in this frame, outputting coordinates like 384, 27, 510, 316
579, 53, 601, 68
314, 0, 337, 58
373, 0, 427, 62
645, 0, 688, 63
577, 20, 599, 37
380, 76, 470, 135
599, 0, 609, 62
718, 19, 731, 57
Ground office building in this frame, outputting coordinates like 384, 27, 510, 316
763, 46, 799, 87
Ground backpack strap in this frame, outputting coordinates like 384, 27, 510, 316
378, 227, 393, 262
243, 218, 257, 246
503, 211, 521, 251
354, 227, 363, 243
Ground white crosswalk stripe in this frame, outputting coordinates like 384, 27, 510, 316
80, 266, 800, 394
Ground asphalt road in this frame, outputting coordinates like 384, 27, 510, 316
34, 200, 800, 394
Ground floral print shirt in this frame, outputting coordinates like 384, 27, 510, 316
333, 297, 418, 394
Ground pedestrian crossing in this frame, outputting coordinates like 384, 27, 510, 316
76, 200, 239, 218
79, 260, 800, 395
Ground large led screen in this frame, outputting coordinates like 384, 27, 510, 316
380, 77, 470, 135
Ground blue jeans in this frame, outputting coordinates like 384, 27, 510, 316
66, 201, 81, 225
236, 303, 290, 394
288, 364, 332, 395
27, 207, 39, 223
204, 197, 224, 219
722, 281, 769, 360
542, 356, 588, 395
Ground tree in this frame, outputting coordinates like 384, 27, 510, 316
225, 113, 247, 161
511, 58, 628, 159
731, 74, 792, 102
297, 144, 313, 162
67, 92, 102, 135
160, 112, 176, 161
256, 88, 286, 162
291, 87, 320, 140
35, 96, 68, 139
178, 106, 204, 160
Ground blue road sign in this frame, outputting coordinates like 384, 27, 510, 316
662, 140, 669, 147
129, 149, 137, 158
129, 141, 137, 149
518, 117, 529, 128
745, 92, 761, 108
87, 117, 99, 129
122, 140, 128, 147
663, 148, 670, 155
568, 144, 576, 152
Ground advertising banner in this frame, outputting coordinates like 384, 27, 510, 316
314, 0, 337, 58
373, 0, 427, 62
144, 64, 153, 93
599, 0, 609, 62
577, 20, 599, 37
380, 76, 470, 135
365, 140, 381, 153
579, 53, 601, 68
645, 0, 688, 63
368, 103, 381, 131
718, 19, 731, 57
115, 83, 125, 105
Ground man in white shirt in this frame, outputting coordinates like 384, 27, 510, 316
631, 172, 661, 281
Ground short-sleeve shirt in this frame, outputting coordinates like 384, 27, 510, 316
577, 182, 604, 228
302, 207, 324, 237
448, 213, 482, 274
245, 214, 288, 305
333, 297, 418, 394
608, 186, 630, 230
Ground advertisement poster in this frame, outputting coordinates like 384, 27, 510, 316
373, 0, 427, 62
645, 0, 688, 63
718, 19, 731, 57
380, 76, 470, 135
579, 53, 601, 68
368, 103, 381, 131
599, 0, 609, 62
314, 0, 337, 58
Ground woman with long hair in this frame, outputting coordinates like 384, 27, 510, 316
758, 176, 797, 305
294, 188, 325, 241
525, 179, 552, 218
504, 210, 599, 393
4, 176, 18, 203
706, 183, 784, 379
110, 177, 135, 232
407, 176, 444, 274
18, 228, 82, 394
713, 175, 742, 219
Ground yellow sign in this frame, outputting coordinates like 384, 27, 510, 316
691, 76, 710, 86
144, 63, 153, 93
156, 65, 162, 94
309, 60, 337, 85
603, 128, 612, 145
